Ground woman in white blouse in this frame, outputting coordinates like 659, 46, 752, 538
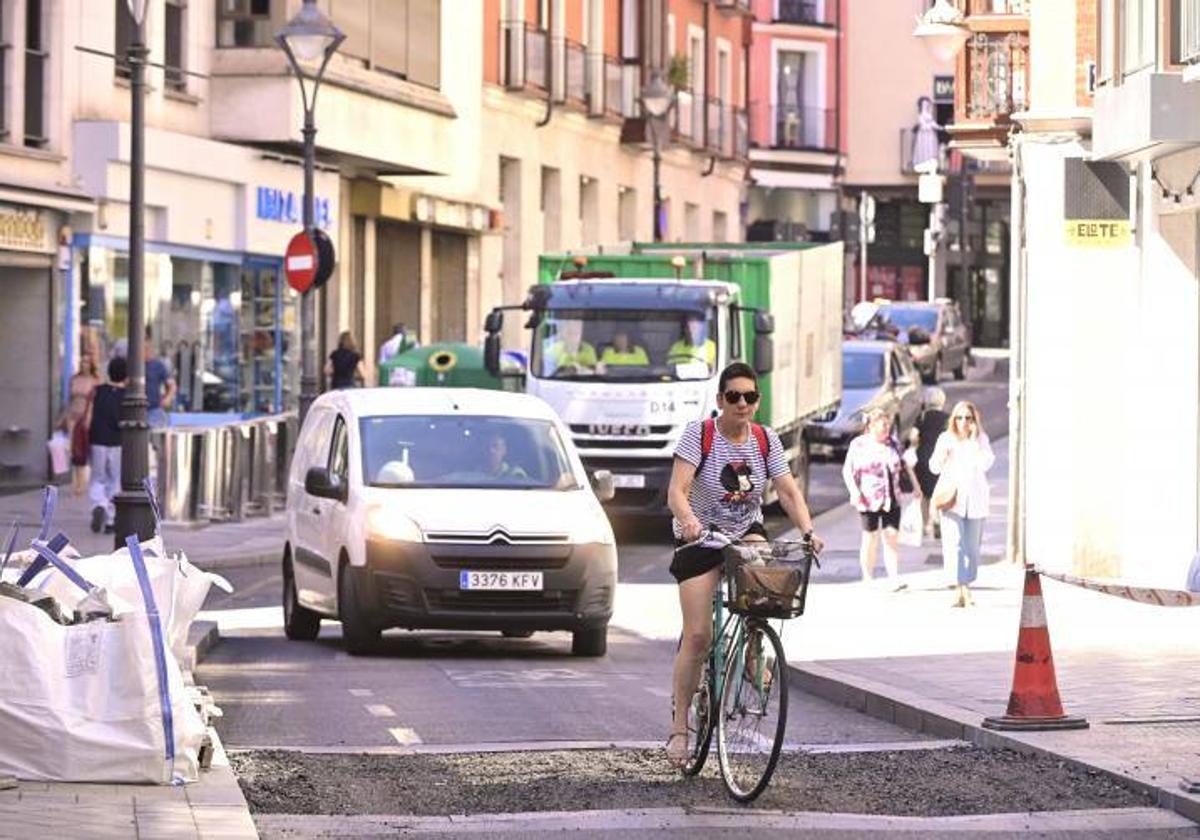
930, 400, 994, 607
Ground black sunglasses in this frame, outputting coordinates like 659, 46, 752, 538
723, 389, 761, 405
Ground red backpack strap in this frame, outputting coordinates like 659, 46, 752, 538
751, 423, 770, 461
697, 418, 716, 473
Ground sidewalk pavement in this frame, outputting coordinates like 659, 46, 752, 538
0, 483, 285, 570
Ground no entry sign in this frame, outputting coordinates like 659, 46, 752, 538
284, 231, 317, 293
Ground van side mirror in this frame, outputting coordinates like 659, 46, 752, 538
484, 333, 502, 377
484, 309, 503, 334
754, 311, 775, 335
754, 334, 774, 375
592, 469, 616, 503
305, 467, 346, 502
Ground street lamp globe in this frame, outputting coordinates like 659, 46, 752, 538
276, 0, 345, 67
124, 0, 149, 25
640, 70, 674, 121
913, 0, 969, 63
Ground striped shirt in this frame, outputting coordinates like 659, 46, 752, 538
672, 420, 789, 540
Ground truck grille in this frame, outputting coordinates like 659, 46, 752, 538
574, 438, 670, 450
569, 424, 673, 435
424, 531, 570, 545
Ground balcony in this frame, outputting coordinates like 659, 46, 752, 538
672, 90, 704, 147
753, 105, 836, 152
1180, 0, 1200, 65
701, 99, 747, 159
604, 57, 640, 119
964, 32, 1029, 121
775, 0, 836, 26
565, 40, 587, 104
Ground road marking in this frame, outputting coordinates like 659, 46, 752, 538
643, 687, 672, 698
388, 727, 423, 746
441, 667, 603, 689
348, 688, 373, 698
365, 704, 396, 718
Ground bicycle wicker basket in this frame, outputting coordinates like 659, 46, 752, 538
724, 548, 815, 619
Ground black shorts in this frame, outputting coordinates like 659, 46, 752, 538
670, 521, 768, 584
860, 506, 901, 532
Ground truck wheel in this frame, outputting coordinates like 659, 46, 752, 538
953, 356, 966, 380
572, 625, 608, 657
339, 563, 381, 656
282, 551, 321, 642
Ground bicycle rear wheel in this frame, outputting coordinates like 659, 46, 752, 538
681, 659, 714, 776
716, 620, 788, 802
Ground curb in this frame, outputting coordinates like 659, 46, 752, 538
189, 549, 279, 572
786, 660, 1200, 825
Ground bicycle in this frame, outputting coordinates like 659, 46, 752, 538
674, 529, 819, 802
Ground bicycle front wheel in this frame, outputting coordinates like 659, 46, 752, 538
716, 620, 788, 802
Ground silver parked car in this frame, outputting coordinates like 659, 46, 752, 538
806, 339, 924, 460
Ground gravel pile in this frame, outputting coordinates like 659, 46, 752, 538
231, 746, 1152, 817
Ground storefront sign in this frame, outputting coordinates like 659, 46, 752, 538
1064, 220, 1131, 247
1063, 159, 1131, 249
256, 187, 332, 229
933, 75, 955, 104
0, 206, 52, 253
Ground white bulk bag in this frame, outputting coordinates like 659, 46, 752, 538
0, 539, 205, 783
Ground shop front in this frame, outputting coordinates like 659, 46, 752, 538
0, 200, 80, 487
73, 123, 339, 419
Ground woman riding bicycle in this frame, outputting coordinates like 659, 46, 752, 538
665, 361, 824, 768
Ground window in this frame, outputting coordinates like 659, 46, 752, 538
24, 0, 46, 147
216, 0, 274, 48
0, 7, 8, 139
329, 416, 349, 485
1099, 0, 1115, 81
1121, 0, 1156, 74
165, 0, 187, 91
322, 0, 440, 88
1179, 0, 1200, 63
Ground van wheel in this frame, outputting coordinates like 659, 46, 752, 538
339, 564, 381, 656
572, 625, 608, 657
282, 552, 321, 641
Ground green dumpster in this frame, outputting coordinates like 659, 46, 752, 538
378, 342, 510, 390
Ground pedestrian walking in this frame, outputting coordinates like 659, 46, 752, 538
842, 408, 911, 590
930, 400, 995, 607
378, 322, 418, 368
326, 331, 366, 390
64, 350, 101, 497
914, 387, 949, 538
144, 325, 177, 428
85, 356, 127, 534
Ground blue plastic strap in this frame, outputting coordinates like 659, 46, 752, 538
37, 486, 57, 541
24, 537, 93, 593
127, 536, 176, 776
142, 476, 163, 537
15, 533, 71, 587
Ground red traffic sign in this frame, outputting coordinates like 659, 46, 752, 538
284, 231, 318, 293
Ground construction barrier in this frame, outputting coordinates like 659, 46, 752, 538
1035, 567, 1200, 607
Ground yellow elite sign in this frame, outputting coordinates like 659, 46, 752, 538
1064, 219, 1131, 247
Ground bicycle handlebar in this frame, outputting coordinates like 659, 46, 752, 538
674, 527, 820, 568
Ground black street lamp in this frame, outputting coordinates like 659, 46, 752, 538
640, 70, 675, 242
112, 0, 155, 547
276, 0, 344, 423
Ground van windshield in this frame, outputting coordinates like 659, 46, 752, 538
359, 415, 580, 490
529, 308, 717, 382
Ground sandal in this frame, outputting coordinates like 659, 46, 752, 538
665, 731, 689, 768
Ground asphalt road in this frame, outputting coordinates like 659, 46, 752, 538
199, 366, 1009, 756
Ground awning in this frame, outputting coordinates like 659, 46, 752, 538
750, 169, 836, 190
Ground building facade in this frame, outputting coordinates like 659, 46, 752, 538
745, 0, 843, 244
479, 0, 749, 350
1011, 0, 1200, 583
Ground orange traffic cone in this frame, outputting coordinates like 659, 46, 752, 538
983, 568, 1088, 731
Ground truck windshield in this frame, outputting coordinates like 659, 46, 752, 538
530, 308, 717, 382
360, 415, 580, 490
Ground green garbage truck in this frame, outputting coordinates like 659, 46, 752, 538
482, 242, 843, 514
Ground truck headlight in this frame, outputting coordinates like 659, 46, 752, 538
567, 511, 615, 546
366, 506, 424, 543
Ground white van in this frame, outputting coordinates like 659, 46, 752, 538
283, 388, 618, 656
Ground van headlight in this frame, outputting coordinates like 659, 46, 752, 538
366, 506, 424, 543
567, 511, 615, 546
